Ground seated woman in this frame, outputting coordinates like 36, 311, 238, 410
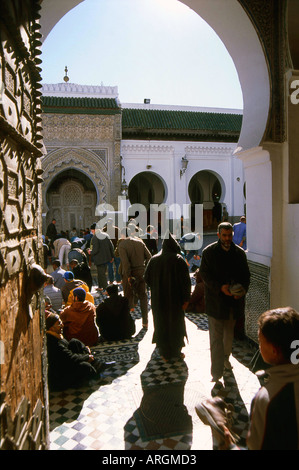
96, 284, 136, 341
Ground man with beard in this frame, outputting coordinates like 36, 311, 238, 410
144, 232, 191, 362
200, 222, 250, 384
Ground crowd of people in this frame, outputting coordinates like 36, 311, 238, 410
43, 216, 299, 450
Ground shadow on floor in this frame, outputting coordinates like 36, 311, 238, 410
124, 347, 194, 449
185, 312, 259, 447
49, 327, 148, 431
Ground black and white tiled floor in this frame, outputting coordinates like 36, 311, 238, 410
49, 287, 261, 451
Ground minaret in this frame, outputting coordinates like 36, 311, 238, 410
63, 66, 69, 82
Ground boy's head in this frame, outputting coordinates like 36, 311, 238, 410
107, 284, 119, 297
258, 307, 299, 365
73, 287, 86, 302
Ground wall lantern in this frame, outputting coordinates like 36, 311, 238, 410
180, 155, 189, 178
120, 155, 128, 197
121, 178, 128, 197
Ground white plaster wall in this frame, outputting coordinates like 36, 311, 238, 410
184, 143, 241, 216
121, 142, 175, 205
282, 204, 299, 310
238, 147, 272, 266
121, 139, 244, 219
231, 156, 246, 217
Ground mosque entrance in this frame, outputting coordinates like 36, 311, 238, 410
128, 171, 166, 207
127, 172, 167, 229
45, 169, 97, 234
188, 170, 224, 230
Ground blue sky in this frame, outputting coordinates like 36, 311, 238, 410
41, 0, 243, 109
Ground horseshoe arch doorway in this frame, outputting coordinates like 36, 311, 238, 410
188, 170, 224, 230
44, 169, 98, 234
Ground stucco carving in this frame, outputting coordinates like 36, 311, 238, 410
42, 147, 108, 206
42, 113, 116, 143
185, 145, 235, 155
122, 144, 174, 154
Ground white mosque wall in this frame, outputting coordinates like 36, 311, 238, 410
121, 139, 245, 221
238, 146, 273, 266
282, 204, 299, 310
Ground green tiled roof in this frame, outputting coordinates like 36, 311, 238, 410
122, 108, 242, 142
42, 96, 121, 114
122, 108, 242, 132
41, 95, 242, 141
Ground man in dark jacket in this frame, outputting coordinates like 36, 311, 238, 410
46, 218, 57, 243
89, 224, 114, 291
96, 284, 135, 341
46, 313, 104, 391
144, 232, 191, 362
69, 258, 93, 292
200, 222, 250, 382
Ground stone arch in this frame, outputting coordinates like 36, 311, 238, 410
189, 169, 226, 229
188, 170, 226, 204
41, 147, 108, 209
128, 171, 167, 209
40, 0, 271, 152
43, 169, 98, 233
180, 0, 271, 150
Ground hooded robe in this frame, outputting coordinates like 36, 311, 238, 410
144, 233, 191, 359
60, 300, 99, 346
96, 293, 136, 341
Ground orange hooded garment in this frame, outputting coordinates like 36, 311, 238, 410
60, 300, 99, 347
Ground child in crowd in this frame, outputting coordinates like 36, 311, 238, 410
196, 306, 299, 450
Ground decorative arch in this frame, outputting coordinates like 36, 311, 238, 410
189, 169, 226, 230
41, 147, 108, 207
128, 171, 167, 209
188, 169, 226, 205
44, 170, 98, 232
40, 0, 271, 151
182, 0, 270, 151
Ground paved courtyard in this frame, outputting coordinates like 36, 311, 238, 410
49, 285, 261, 451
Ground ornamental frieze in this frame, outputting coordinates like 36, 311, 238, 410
42, 113, 116, 143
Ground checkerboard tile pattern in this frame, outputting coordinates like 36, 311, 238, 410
49, 303, 261, 450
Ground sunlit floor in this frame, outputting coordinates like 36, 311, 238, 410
48, 288, 261, 451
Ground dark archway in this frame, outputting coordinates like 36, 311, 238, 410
45, 169, 97, 233
128, 172, 166, 209
189, 170, 224, 230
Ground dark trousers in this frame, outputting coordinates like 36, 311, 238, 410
122, 269, 148, 325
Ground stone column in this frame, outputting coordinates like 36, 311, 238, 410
236, 146, 272, 341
